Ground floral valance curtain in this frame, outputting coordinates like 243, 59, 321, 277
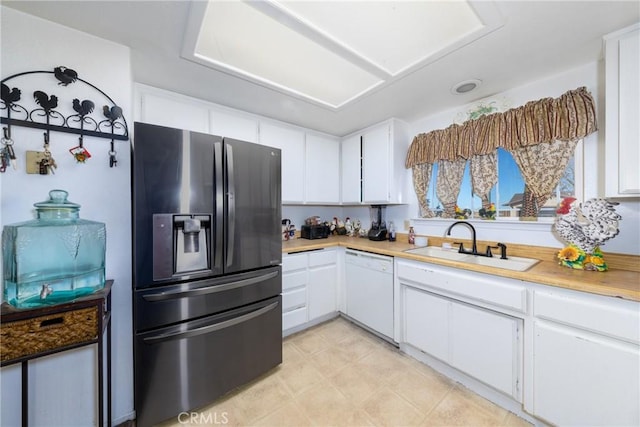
406, 87, 597, 218
406, 87, 597, 167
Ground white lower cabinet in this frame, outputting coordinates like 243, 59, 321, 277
308, 249, 338, 320
531, 288, 640, 426
282, 253, 308, 331
449, 302, 520, 399
282, 248, 338, 334
402, 284, 521, 400
404, 287, 449, 361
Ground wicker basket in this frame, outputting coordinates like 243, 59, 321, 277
0, 306, 98, 363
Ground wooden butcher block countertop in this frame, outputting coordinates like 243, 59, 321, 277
282, 235, 640, 303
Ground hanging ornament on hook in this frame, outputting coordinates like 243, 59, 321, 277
38, 132, 56, 175
1, 127, 17, 172
69, 134, 91, 163
109, 138, 117, 168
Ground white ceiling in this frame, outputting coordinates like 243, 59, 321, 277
3, 1, 638, 137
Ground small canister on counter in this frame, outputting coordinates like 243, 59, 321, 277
408, 226, 415, 244
282, 219, 292, 241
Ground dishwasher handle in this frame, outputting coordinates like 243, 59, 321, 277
345, 249, 393, 272
345, 249, 393, 262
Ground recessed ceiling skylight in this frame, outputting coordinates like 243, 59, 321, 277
182, 0, 501, 109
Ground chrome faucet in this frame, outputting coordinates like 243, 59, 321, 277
444, 221, 508, 259
445, 221, 478, 255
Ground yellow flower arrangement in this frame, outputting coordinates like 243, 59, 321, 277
558, 246, 580, 262
557, 244, 608, 272
588, 256, 604, 266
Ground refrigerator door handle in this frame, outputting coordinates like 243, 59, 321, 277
226, 144, 235, 268
214, 140, 224, 270
142, 270, 279, 302
143, 301, 279, 344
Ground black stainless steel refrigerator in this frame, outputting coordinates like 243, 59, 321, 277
132, 122, 282, 427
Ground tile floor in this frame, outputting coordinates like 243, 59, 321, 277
158, 317, 532, 426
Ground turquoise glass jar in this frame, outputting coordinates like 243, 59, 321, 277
2, 190, 106, 308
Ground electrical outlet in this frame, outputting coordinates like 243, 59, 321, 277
403, 220, 410, 230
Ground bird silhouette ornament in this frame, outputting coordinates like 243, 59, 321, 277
1, 83, 21, 106
72, 99, 95, 117
102, 105, 122, 122
54, 66, 78, 86
33, 90, 58, 113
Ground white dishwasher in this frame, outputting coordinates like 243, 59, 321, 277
345, 249, 394, 340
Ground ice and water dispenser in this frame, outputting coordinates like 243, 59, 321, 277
152, 213, 212, 281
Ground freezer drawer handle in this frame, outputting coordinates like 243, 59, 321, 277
142, 270, 279, 302
143, 301, 279, 344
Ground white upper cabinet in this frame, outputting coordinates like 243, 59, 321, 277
259, 121, 305, 203
210, 109, 258, 143
341, 119, 409, 204
605, 23, 640, 197
341, 135, 362, 204
305, 133, 340, 204
362, 124, 391, 203
135, 84, 259, 142
135, 87, 210, 133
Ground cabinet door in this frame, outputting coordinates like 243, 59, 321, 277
533, 321, 640, 426
403, 286, 449, 362
305, 134, 340, 203
259, 122, 305, 203
210, 110, 258, 143
362, 124, 390, 203
341, 135, 362, 204
605, 25, 640, 196
139, 92, 209, 133
616, 30, 640, 194
450, 302, 521, 399
308, 263, 338, 320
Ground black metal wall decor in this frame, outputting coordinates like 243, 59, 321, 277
1, 66, 129, 168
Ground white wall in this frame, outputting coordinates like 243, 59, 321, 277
406, 62, 640, 255
0, 7, 134, 425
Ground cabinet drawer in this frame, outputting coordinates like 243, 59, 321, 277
534, 289, 640, 344
283, 253, 307, 272
283, 307, 307, 330
308, 250, 337, 267
397, 261, 527, 313
283, 270, 306, 291
283, 288, 306, 312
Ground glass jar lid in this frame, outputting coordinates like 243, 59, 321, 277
34, 190, 81, 219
